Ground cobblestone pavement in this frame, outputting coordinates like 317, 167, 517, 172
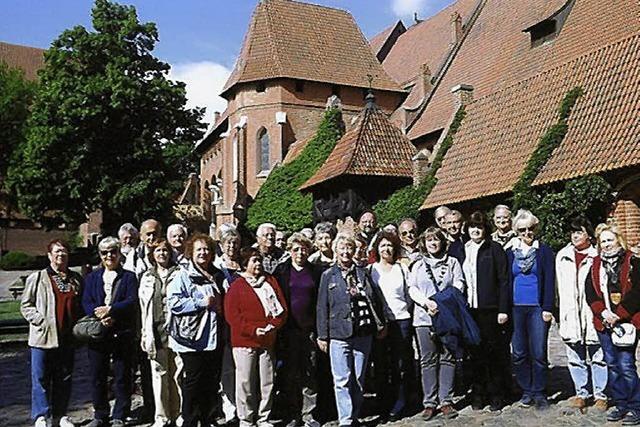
0, 325, 616, 427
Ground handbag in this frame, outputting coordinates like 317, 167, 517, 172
72, 315, 109, 342
602, 273, 637, 347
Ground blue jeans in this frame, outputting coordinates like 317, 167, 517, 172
565, 342, 607, 400
30, 341, 75, 420
329, 335, 373, 426
512, 306, 550, 399
598, 331, 640, 411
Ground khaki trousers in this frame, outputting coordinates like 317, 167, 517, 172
150, 348, 181, 424
232, 347, 275, 427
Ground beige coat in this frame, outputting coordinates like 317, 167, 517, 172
20, 268, 82, 349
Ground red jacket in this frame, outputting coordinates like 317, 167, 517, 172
586, 251, 640, 331
224, 275, 287, 349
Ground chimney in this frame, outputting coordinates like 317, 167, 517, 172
412, 149, 432, 186
450, 12, 463, 46
213, 111, 220, 123
451, 84, 474, 109
421, 63, 433, 95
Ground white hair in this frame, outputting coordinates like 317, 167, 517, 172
332, 232, 356, 253
98, 236, 120, 251
118, 223, 138, 239
434, 206, 452, 218
493, 204, 512, 217
512, 209, 540, 230
256, 223, 277, 237
166, 223, 188, 239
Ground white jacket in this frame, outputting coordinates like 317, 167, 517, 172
556, 244, 599, 344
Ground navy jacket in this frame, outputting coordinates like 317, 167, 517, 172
82, 267, 139, 336
431, 286, 481, 358
447, 235, 468, 266
506, 242, 556, 313
274, 259, 322, 332
316, 264, 386, 341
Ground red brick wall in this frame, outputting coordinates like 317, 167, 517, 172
611, 198, 640, 249
1, 228, 73, 256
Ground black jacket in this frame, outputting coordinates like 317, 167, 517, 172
274, 259, 322, 332
469, 240, 511, 313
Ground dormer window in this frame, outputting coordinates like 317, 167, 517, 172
524, 0, 575, 48
256, 81, 266, 92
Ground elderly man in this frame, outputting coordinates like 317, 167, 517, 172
398, 218, 420, 266
118, 223, 140, 257
445, 210, 467, 264
123, 219, 161, 279
358, 211, 379, 264
491, 205, 517, 249
255, 223, 285, 274
167, 223, 189, 268
434, 206, 452, 233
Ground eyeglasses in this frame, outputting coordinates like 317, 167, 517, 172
401, 229, 416, 236
517, 227, 535, 233
100, 249, 118, 256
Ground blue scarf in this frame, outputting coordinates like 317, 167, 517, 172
514, 246, 537, 274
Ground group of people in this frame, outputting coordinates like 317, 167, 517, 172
20, 204, 640, 427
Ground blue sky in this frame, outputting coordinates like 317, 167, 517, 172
1, 0, 452, 121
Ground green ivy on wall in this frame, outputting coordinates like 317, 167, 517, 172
245, 107, 344, 233
373, 106, 467, 224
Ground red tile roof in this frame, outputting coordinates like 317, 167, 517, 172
369, 23, 398, 57
421, 32, 640, 209
221, 0, 402, 96
0, 41, 45, 81
380, 0, 478, 88
407, 0, 640, 140
300, 96, 416, 190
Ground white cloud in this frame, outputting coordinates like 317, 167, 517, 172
168, 61, 231, 124
391, 0, 429, 19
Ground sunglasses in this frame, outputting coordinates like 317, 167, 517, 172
401, 229, 416, 236
100, 249, 118, 256
517, 227, 535, 233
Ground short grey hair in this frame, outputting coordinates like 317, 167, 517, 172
434, 206, 451, 219
300, 228, 314, 240
493, 204, 512, 218
512, 209, 540, 230
332, 233, 356, 252
219, 228, 241, 244
399, 218, 417, 229
314, 222, 337, 239
118, 223, 138, 239
256, 223, 276, 237
98, 236, 120, 251
166, 223, 187, 239
287, 232, 313, 251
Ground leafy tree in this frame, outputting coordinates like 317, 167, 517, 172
0, 61, 36, 186
246, 107, 344, 232
6, 0, 204, 232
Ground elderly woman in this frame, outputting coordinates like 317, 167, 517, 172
224, 247, 288, 427
369, 231, 413, 421
139, 239, 181, 427
166, 224, 189, 269
461, 212, 510, 411
274, 233, 322, 427
409, 227, 464, 420
167, 233, 225, 427
215, 227, 242, 284
491, 205, 517, 248
21, 240, 83, 427
507, 209, 555, 410
316, 233, 386, 427
308, 222, 337, 270
82, 237, 138, 427
586, 223, 640, 424
556, 217, 607, 411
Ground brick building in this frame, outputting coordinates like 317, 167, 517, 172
198, 0, 640, 242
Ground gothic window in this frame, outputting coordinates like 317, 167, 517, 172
257, 128, 270, 173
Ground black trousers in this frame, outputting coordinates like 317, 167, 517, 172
469, 308, 511, 403
179, 349, 223, 427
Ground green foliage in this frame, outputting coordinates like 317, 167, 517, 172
0, 301, 22, 322
246, 108, 344, 232
0, 61, 37, 186
512, 87, 583, 210
374, 107, 467, 224
6, 0, 204, 232
0, 251, 37, 270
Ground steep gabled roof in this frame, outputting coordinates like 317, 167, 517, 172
301, 95, 416, 190
0, 41, 45, 80
408, 0, 640, 140
380, 0, 479, 88
221, 0, 402, 97
421, 32, 640, 209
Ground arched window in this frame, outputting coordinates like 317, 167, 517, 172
258, 128, 270, 173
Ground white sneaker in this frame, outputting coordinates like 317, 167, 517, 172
34, 416, 47, 427
59, 416, 75, 427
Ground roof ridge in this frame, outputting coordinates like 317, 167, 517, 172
276, 0, 351, 15
0, 41, 46, 52
468, 30, 640, 107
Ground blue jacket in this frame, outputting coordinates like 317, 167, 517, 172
506, 241, 556, 312
82, 267, 138, 336
316, 264, 385, 341
431, 286, 481, 358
